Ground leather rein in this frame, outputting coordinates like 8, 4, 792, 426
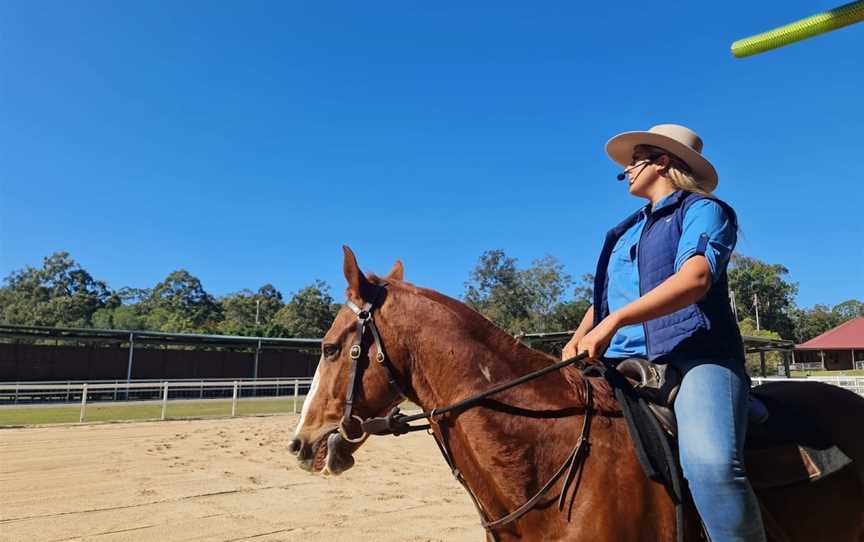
338, 283, 594, 533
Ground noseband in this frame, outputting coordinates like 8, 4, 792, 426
338, 283, 407, 443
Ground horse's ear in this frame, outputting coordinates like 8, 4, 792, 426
342, 245, 370, 301
385, 260, 404, 281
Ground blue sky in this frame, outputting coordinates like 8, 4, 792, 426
1, 1, 862, 309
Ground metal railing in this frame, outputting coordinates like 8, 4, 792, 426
787, 362, 826, 371
4, 373, 862, 425
0, 377, 311, 404
0, 378, 314, 422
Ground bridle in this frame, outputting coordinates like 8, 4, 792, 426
338, 283, 407, 444
334, 282, 594, 535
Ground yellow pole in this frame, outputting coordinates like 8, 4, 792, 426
732, 0, 864, 58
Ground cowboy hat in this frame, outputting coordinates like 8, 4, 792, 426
606, 124, 718, 192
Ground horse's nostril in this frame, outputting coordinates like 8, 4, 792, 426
288, 438, 302, 455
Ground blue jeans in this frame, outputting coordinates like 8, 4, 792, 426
674, 362, 766, 542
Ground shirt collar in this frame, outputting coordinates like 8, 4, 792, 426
642, 190, 682, 218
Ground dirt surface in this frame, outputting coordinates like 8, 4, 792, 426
0, 415, 483, 541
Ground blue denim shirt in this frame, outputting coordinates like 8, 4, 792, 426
605, 191, 737, 359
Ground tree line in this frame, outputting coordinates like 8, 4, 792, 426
1, 251, 861, 347
0, 253, 339, 339
462, 250, 863, 343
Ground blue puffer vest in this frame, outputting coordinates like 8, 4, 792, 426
592, 191, 745, 365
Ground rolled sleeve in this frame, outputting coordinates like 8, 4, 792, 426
675, 199, 737, 282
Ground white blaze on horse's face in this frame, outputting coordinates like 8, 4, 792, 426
294, 359, 322, 437
288, 308, 369, 474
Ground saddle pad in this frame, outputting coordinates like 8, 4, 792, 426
746, 444, 853, 490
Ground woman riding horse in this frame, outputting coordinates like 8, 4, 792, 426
562, 124, 766, 542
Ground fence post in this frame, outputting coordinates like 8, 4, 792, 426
161, 382, 169, 420
125, 333, 135, 399
293, 380, 299, 414
79, 383, 88, 423
231, 381, 239, 417
14, 382, 19, 404
66, 381, 71, 402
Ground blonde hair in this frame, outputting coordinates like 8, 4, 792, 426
635, 144, 714, 196
667, 166, 713, 197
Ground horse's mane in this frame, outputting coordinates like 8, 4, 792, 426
367, 275, 619, 414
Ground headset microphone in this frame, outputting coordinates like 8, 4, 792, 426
617, 160, 651, 182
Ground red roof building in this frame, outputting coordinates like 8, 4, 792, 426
793, 317, 864, 371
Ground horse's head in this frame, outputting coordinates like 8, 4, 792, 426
289, 246, 408, 475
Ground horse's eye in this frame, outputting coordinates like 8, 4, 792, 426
322, 344, 339, 359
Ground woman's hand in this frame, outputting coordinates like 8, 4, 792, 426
561, 331, 586, 360
577, 314, 622, 362
561, 305, 596, 361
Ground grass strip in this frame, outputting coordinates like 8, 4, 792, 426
0, 398, 305, 426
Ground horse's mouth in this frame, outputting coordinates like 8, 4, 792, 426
302, 429, 356, 475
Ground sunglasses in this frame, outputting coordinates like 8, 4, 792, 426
628, 151, 692, 173
627, 155, 661, 168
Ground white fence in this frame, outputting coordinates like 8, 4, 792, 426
786, 362, 825, 372
751, 376, 864, 397
0, 378, 314, 422
3, 374, 862, 425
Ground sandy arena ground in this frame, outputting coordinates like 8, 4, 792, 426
0, 415, 483, 542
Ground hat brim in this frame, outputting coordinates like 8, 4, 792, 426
606, 131, 718, 192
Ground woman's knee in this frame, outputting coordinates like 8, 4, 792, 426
681, 454, 746, 487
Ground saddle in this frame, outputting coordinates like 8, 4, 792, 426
593, 358, 854, 542
610, 357, 852, 485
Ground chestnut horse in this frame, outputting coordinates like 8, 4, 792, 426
290, 247, 864, 541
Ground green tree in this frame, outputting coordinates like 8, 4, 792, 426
831, 299, 864, 322
544, 299, 591, 334
728, 254, 798, 339
115, 287, 151, 304
0, 252, 115, 327
464, 250, 576, 334
791, 304, 838, 343
573, 273, 594, 304
522, 256, 574, 326
464, 250, 529, 332
219, 284, 284, 336
91, 305, 146, 330
790, 299, 864, 343
738, 317, 784, 375
140, 270, 222, 332
272, 280, 339, 338
543, 274, 594, 332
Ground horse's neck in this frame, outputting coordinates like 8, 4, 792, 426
404, 294, 578, 410
404, 299, 584, 519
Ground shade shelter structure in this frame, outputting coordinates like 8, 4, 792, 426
793, 317, 864, 371
0, 324, 322, 383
